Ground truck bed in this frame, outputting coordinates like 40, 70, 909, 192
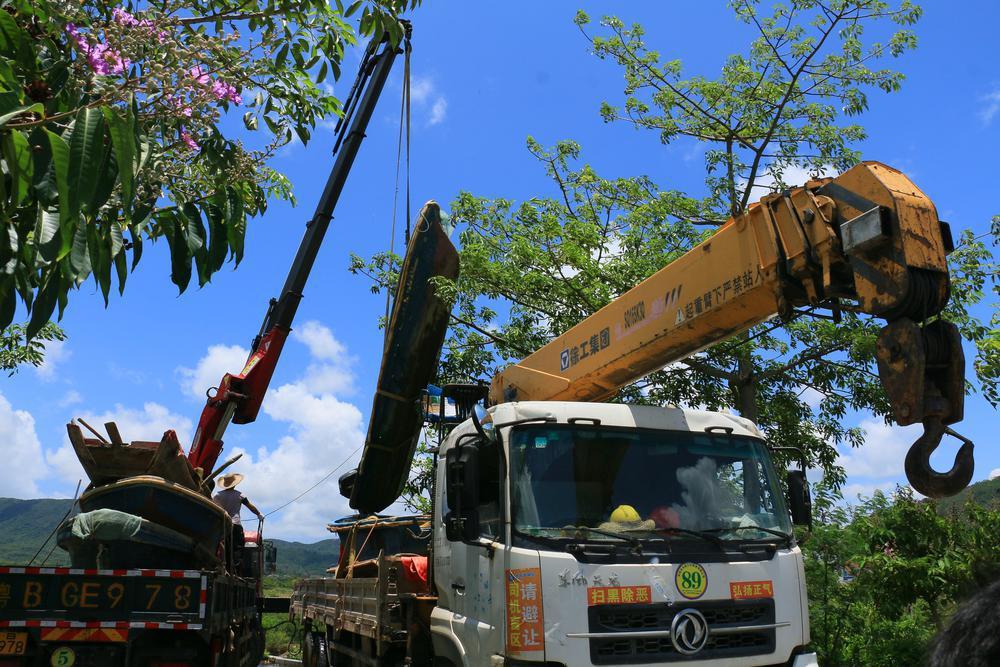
291, 554, 436, 656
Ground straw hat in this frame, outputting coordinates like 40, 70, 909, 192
217, 472, 244, 490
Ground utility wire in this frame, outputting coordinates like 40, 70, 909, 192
263, 446, 362, 518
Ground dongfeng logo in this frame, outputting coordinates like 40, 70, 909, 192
670, 608, 709, 655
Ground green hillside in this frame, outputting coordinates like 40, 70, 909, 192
935, 475, 1000, 515
0, 497, 337, 574
271, 538, 339, 576
0, 498, 75, 566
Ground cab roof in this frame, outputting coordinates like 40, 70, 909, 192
486, 401, 763, 440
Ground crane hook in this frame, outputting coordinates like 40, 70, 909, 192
904, 416, 975, 499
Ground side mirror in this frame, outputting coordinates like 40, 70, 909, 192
787, 469, 812, 528
444, 442, 481, 541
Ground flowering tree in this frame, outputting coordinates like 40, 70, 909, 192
1, 0, 416, 340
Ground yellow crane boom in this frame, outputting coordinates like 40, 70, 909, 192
490, 161, 971, 498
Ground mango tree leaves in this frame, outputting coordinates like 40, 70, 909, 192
103, 107, 136, 208
0, 0, 417, 344
66, 107, 105, 220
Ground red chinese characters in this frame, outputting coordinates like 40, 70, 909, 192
506, 568, 544, 653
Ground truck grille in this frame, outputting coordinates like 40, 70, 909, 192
588, 599, 776, 664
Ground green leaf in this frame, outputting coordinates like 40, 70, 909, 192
90, 139, 118, 215
26, 273, 58, 340
0, 11, 25, 59
34, 208, 61, 263
182, 202, 206, 254
2, 130, 32, 206
204, 201, 228, 273
114, 249, 127, 295
44, 130, 74, 260
129, 226, 143, 270
0, 285, 14, 330
162, 211, 192, 293
0, 103, 42, 128
103, 107, 137, 208
29, 128, 53, 197
317, 60, 329, 84
345, 0, 363, 18
0, 219, 15, 269
69, 220, 91, 283
225, 187, 246, 264
91, 225, 111, 305
67, 107, 106, 218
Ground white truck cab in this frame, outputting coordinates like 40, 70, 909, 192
430, 401, 819, 667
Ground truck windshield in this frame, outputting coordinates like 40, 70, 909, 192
508, 424, 792, 543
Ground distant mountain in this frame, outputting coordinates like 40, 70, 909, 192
271, 538, 339, 576
935, 476, 1000, 515
0, 498, 75, 566
0, 497, 337, 574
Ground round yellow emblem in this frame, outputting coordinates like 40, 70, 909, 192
675, 563, 707, 599
50, 646, 76, 667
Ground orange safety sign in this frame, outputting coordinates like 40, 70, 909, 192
506, 568, 544, 653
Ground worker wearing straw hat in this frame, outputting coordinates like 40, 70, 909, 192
212, 473, 263, 525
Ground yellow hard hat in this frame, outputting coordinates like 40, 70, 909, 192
610, 504, 641, 523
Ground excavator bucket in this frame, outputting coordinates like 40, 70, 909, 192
348, 201, 460, 514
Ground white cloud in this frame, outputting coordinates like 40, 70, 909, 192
428, 97, 447, 126
0, 392, 48, 497
45, 403, 194, 491
236, 379, 366, 539
979, 88, 1000, 126
58, 390, 83, 407
294, 321, 348, 361
990, 468, 1000, 481
177, 344, 249, 400
836, 417, 919, 479
410, 76, 433, 105
292, 321, 355, 395
35, 339, 71, 381
798, 385, 825, 410
407, 75, 447, 127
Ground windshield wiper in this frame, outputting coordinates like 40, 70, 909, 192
704, 525, 793, 541
623, 527, 725, 548
561, 526, 646, 554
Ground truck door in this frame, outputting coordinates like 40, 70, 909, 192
435, 437, 507, 665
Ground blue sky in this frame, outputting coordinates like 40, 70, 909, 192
2, 1, 998, 540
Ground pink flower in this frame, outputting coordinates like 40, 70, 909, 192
180, 129, 200, 151
87, 43, 130, 76
210, 80, 242, 104
113, 7, 168, 43
66, 23, 129, 76
169, 96, 194, 118
64, 23, 88, 50
189, 66, 210, 86
112, 7, 139, 27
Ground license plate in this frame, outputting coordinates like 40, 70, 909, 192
0, 631, 28, 655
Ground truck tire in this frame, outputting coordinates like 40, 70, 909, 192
302, 630, 314, 666
316, 633, 329, 666
304, 631, 329, 667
